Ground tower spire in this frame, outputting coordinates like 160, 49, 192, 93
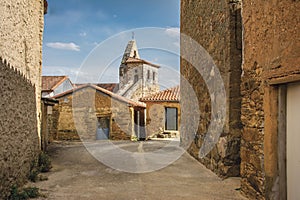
132, 31, 135, 40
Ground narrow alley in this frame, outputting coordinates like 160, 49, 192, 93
29, 141, 246, 200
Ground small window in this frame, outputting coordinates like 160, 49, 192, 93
153, 72, 156, 81
134, 75, 139, 83
135, 69, 138, 73
165, 107, 178, 131
147, 70, 150, 79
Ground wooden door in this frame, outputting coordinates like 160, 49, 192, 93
287, 83, 300, 199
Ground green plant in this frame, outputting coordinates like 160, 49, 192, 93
28, 168, 39, 182
38, 152, 52, 172
130, 135, 138, 142
9, 186, 40, 200
9, 185, 25, 200
28, 151, 52, 182
23, 187, 39, 198
28, 160, 39, 182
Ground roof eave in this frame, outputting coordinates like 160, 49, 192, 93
140, 100, 180, 103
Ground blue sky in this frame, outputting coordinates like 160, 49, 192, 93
43, 0, 180, 88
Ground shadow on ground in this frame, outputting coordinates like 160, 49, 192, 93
28, 141, 246, 200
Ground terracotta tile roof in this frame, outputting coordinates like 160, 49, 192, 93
74, 83, 119, 92
140, 85, 180, 102
126, 57, 160, 68
52, 84, 145, 108
95, 83, 119, 92
42, 76, 68, 92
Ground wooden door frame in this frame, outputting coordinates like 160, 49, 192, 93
278, 85, 287, 200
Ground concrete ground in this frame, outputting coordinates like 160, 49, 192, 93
29, 140, 247, 200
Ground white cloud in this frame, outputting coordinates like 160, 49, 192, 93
165, 27, 180, 38
164, 27, 180, 49
46, 42, 80, 51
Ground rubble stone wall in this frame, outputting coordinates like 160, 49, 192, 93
241, 1, 300, 199
0, 61, 39, 199
145, 102, 180, 138
0, 0, 45, 140
180, 0, 242, 177
0, 0, 45, 198
53, 88, 133, 141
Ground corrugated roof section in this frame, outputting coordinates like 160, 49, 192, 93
42, 76, 68, 92
140, 85, 180, 102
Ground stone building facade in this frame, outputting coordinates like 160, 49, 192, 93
181, 0, 300, 199
117, 40, 160, 101
241, 1, 300, 199
42, 76, 73, 97
52, 84, 145, 141
0, 0, 46, 198
140, 86, 180, 138
181, 0, 242, 177
41, 97, 58, 151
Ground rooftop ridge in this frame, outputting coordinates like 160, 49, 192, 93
52, 84, 145, 108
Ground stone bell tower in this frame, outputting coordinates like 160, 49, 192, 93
117, 39, 160, 101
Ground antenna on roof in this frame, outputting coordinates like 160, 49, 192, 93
132, 31, 135, 40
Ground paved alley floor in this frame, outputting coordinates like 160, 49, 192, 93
29, 141, 247, 200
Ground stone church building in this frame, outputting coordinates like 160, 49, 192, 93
47, 39, 159, 141
117, 40, 160, 101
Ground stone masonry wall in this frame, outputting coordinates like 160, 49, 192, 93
118, 63, 159, 101
0, 0, 45, 142
0, 60, 39, 199
241, 1, 300, 199
41, 99, 57, 150
181, 0, 242, 177
145, 102, 180, 138
0, 1, 45, 198
53, 87, 133, 141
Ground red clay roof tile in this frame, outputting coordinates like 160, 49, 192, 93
125, 57, 160, 68
42, 76, 68, 92
140, 85, 180, 102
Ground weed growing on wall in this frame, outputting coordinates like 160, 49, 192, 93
28, 151, 52, 182
9, 186, 40, 200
